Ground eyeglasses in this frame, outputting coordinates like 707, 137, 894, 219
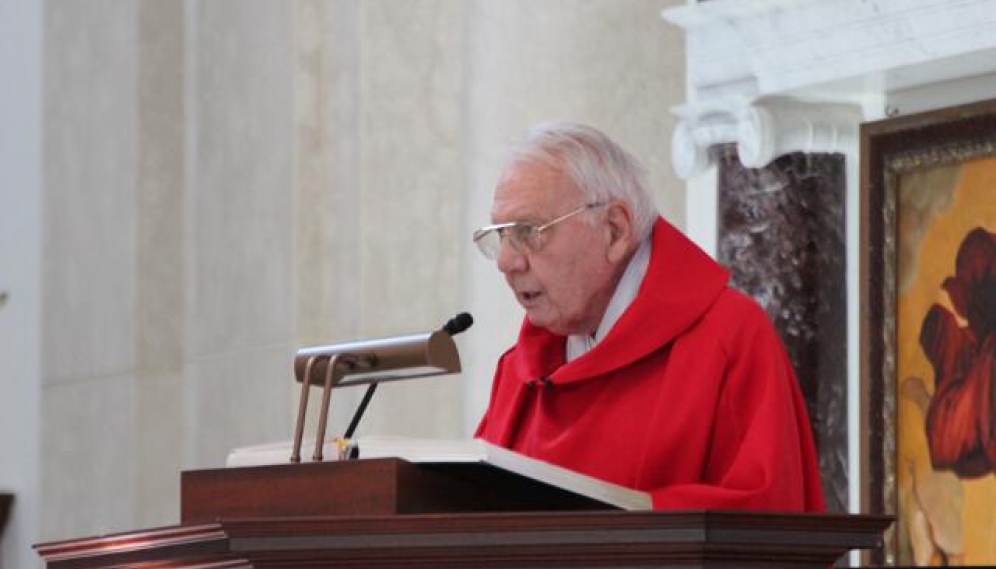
472, 202, 606, 260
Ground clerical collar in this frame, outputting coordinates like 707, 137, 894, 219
566, 235, 652, 362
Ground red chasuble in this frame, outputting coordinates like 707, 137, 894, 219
475, 218, 826, 512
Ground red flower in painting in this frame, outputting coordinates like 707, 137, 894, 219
920, 227, 996, 478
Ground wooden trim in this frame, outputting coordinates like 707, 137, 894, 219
36, 511, 892, 569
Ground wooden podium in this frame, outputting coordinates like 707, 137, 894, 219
36, 459, 892, 568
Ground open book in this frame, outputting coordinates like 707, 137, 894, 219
226, 435, 652, 511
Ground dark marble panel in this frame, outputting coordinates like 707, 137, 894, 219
715, 145, 848, 513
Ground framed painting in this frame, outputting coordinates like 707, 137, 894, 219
861, 99, 996, 566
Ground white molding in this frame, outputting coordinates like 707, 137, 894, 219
665, 0, 996, 186
672, 97, 861, 179
663, 0, 996, 103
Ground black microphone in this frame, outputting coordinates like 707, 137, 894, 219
442, 312, 474, 336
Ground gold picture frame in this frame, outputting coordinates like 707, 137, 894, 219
861, 98, 996, 566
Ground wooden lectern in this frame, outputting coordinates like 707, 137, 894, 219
36, 459, 892, 569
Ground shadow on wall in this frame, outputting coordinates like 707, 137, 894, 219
0, 492, 14, 567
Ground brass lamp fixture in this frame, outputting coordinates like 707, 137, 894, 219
290, 315, 469, 463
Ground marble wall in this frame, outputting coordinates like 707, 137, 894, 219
286, 0, 467, 446
35, 0, 686, 549
42, 0, 140, 540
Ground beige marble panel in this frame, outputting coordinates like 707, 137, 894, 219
284, 0, 471, 438
294, 0, 362, 346
42, 0, 138, 385
134, 373, 183, 528
355, 0, 466, 436
137, 0, 185, 376
185, 342, 297, 468
461, 0, 688, 428
40, 375, 136, 541
191, 0, 295, 356
358, 0, 465, 334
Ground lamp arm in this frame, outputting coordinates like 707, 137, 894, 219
290, 356, 321, 463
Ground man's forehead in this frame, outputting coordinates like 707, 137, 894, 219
491, 160, 579, 220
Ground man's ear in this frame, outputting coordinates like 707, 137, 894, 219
604, 201, 635, 263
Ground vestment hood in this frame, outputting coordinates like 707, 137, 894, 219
509, 217, 730, 386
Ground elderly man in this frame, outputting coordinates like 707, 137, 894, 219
473, 122, 825, 512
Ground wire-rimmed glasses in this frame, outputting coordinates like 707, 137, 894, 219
472, 202, 606, 260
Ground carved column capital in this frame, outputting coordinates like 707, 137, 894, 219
671, 98, 861, 180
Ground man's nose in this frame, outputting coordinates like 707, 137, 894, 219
495, 237, 528, 274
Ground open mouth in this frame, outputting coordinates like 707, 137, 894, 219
519, 291, 541, 304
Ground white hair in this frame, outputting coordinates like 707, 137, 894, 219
506, 121, 658, 240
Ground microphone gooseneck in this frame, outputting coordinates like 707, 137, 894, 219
341, 312, 474, 446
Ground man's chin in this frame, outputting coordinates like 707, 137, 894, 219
525, 312, 552, 330
525, 313, 572, 336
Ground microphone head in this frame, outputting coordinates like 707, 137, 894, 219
442, 312, 474, 336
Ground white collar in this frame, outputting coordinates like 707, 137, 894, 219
566, 236, 652, 362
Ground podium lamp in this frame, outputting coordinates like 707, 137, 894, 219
290, 330, 462, 462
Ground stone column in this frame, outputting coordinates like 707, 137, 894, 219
715, 146, 848, 512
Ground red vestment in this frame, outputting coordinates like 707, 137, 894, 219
475, 218, 826, 512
